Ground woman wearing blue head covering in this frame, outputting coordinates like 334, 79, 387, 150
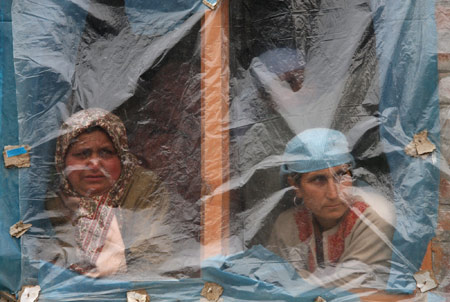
268, 128, 395, 289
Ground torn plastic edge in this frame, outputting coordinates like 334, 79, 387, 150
413, 270, 438, 293
9, 221, 32, 238
126, 290, 150, 302
0, 291, 16, 302
18, 286, 40, 302
200, 282, 223, 302
202, 0, 221, 10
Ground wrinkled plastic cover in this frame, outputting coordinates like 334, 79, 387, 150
0, 0, 448, 300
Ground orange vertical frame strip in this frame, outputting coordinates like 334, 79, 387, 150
200, 0, 230, 259
419, 241, 433, 271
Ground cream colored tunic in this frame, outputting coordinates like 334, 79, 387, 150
267, 189, 395, 289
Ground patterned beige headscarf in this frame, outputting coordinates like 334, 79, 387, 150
56, 108, 138, 271
56, 108, 138, 197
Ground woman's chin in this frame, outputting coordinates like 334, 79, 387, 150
79, 185, 111, 197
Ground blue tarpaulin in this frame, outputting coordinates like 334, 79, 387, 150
0, 0, 20, 293
202, 245, 359, 302
0, 0, 446, 300
373, 0, 440, 293
37, 261, 205, 302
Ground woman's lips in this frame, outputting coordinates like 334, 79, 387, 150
84, 175, 105, 181
324, 203, 344, 208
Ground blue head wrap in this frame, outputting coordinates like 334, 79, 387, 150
281, 128, 355, 178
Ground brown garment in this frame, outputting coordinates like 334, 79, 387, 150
45, 166, 172, 278
54, 108, 141, 266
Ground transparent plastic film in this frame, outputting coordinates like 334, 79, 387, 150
0, 0, 448, 301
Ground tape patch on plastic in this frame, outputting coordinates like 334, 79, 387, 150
203, 0, 221, 10
200, 282, 223, 302
18, 286, 40, 302
3, 145, 31, 168
404, 130, 436, 158
6, 147, 27, 157
414, 270, 438, 293
127, 290, 150, 302
10, 221, 32, 238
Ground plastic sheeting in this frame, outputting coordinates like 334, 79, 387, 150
0, 0, 448, 300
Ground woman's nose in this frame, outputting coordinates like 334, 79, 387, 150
326, 179, 339, 200
87, 157, 101, 170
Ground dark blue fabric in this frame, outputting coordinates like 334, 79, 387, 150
371, 0, 440, 293
0, 0, 21, 293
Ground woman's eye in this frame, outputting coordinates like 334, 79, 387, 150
311, 176, 327, 184
99, 149, 115, 158
72, 150, 90, 159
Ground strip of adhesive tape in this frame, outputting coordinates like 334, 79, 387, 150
6, 147, 27, 158
203, 0, 219, 9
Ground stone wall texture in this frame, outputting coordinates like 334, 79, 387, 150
435, 0, 450, 292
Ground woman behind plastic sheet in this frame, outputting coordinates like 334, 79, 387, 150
268, 128, 396, 289
45, 108, 171, 278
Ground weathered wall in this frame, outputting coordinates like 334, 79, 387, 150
435, 0, 450, 292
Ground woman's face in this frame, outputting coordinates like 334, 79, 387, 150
290, 164, 353, 230
65, 130, 122, 196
